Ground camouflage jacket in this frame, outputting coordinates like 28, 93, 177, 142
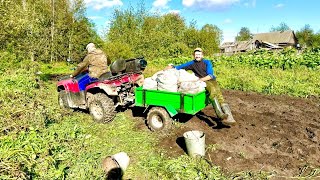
72, 49, 109, 78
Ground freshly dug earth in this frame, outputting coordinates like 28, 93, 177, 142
133, 89, 320, 178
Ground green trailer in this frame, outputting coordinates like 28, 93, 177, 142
135, 86, 208, 131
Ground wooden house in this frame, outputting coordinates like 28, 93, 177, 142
219, 30, 298, 54
252, 30, 298, 49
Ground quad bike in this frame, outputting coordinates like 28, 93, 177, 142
57, 57, 147, 123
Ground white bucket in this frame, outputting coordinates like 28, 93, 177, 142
183, 130, 205, 157
111, 152, 130, 172
102, 152, 130, 175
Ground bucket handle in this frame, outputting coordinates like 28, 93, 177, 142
191, 130, 204, 141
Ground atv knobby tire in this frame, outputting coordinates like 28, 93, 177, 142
89, 93, 116, 123
146, 107, 172, 132
58, 90, 69, 108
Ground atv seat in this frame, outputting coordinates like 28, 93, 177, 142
109, 58, 147, 76
110, 59, 126, 75
99, 72, 112, 81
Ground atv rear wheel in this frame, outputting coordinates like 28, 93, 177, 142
146, 107, 172, 132
58, 90, 68, 108
89, 93, 116, 123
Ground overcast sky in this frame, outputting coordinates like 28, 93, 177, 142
84, 0, 320, 43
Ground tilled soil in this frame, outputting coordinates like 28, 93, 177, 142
132, 89, 320, 178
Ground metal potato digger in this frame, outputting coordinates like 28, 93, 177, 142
57, 58, 208, 131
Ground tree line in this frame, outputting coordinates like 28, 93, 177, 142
2, 1, 319, 64
0, 0, 100, 63
235, 23, 320, 48
103, 5, 222, 61
1, 1, 222, 63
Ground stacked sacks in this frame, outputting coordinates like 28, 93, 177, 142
143, 69, 206, 94
142, 69, 178, 91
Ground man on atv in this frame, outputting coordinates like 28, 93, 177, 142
165, 47, 236, 125
70, 43, 109, 79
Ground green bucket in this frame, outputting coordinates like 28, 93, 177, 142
183, 130, 205, 157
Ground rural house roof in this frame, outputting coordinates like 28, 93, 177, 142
219, 30, 297, 53
220, 42, 236, 48
236, 40, 254, 51
252, 30, 296, 44
219, 40, 255, 51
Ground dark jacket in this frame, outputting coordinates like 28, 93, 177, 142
174, 59, 216, 80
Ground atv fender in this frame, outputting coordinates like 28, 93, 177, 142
100, 84, 118, 96
86, 83, 118, 96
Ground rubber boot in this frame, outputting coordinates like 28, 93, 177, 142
221, 103, 236, 125
211, 98, 228, 120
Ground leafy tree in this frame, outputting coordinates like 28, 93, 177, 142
313, 32, 320, 47
158, 13, 187, 56
183, 20, 200, 53
0, 0, 99, 62
67, 0, 101, 62
198, 24, 222, 55
105, 5, 222, 59
270, 22, 290, 32
103, 41, 135, 62
49, 0, 99, 62
168, 42, 189, 57
296, 24, 314, 48
235, 27, 252, 41
139, 15, 163, 58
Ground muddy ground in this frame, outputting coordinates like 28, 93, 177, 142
131, 89, 320, 178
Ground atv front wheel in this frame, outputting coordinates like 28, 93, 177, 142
146, 107, 172, 132
58, 90, 68, 108
89, 93, 116, 123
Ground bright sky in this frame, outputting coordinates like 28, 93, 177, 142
84, 0, 320, 43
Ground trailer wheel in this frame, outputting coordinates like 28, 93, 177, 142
89, 93, 116, 123
146, 107, 172, 132
58, 90, 68, 108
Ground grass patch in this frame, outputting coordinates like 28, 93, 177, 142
216, 63, 320, 97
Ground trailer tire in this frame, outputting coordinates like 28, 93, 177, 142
89, 93, 116, 123
146, 107, 172, 132
58, 90, 68, 109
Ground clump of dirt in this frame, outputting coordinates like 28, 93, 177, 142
151, 90, 320, 177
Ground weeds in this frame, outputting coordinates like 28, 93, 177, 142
206, 144, 219, 152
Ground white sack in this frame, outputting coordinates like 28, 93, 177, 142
178, 81, 206, 94
143, 77, 158, 90
152, 69, 179, 92
177, 69, 199, 82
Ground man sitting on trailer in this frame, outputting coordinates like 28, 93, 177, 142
165, 47, 236, 125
